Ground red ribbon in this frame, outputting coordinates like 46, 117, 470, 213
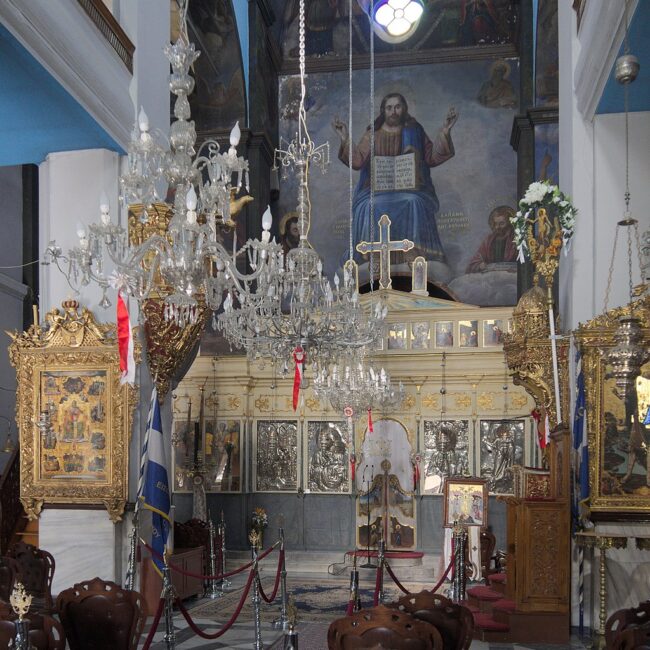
350, 453, 356, 482
368, 408, 373, 433
116, 291, 130, 375
292, 347, 305, 411
531, 408, 548, 449
413, 463, 420, 491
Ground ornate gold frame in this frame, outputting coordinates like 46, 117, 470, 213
575, 295, 650, 515
8, 300, 139, 522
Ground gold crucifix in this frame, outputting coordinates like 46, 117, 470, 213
355, 214, 414, 290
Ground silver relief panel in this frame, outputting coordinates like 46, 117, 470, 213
307, 421, 349, 493
423, 420, 470, 494
255, 420, 298, 492
479, 419, 525, 494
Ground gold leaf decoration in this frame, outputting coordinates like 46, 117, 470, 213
477, 393, 495, 410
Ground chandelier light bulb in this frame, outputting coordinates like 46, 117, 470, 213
230, 121, 241, 149
185, 185, 197, 212
261, 205, 272, 231
138, 107, 149, 132
99, 191, 110, 223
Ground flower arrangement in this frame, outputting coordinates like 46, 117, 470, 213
511, 181, 577, 263
251, 507, 268, 530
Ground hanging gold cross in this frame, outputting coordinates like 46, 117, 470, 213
356, 214, 414, 289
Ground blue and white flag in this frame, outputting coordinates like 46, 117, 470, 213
139, 387, 171, 574
573, 351, 589, 525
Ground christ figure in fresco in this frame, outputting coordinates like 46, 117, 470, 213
333, 93, 458, 275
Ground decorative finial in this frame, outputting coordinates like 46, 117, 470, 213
10, 582, 32, 621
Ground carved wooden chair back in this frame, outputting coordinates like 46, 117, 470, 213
607, 602, 650, 649
327, 604, 443, 649
0, 555, 19, 603
7, 542, 55, 611
391, 591, 474, 650
56, 577, 146, 650
480, 530, 497, 577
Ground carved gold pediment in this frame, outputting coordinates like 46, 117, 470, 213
8, 300, 115, 358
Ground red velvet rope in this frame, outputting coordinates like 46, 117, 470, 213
372, 562, 382, 607
141, 597, 165, 650
140, 539, 277, 580
175, 568, 256, 640
384, 550, 456, 597
385, 562, 411, 595
258, 548, 284, 604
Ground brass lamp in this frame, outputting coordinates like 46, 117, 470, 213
603, 14, 648, 399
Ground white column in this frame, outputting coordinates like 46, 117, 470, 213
39, 149, 120, 314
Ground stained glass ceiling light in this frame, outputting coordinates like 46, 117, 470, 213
373, 0, 424, 37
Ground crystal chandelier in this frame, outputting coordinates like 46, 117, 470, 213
603, 20, 648, 401
313, 352, 404, 418
44, 0, 384, 371
45, 1, 278, 329
216, 0, 385, 370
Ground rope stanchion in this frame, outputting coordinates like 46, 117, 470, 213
141, 597, 165, 650
259, 548, 285, 604
140, 538, 278, 581
175, 567, 256, 640
272, 526, 289, 631
346, 554, 361, 616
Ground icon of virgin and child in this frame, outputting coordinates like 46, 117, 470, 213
333, 92, 458, 283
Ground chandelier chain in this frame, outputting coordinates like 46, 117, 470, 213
369, 13, 375, 288
348, 0, 354, 263
603, 225, 620, 313
628, 221, 634, 304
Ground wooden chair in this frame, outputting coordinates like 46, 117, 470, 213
0, 600, 65, 649
479, 530, 501, 582
391, 591, 474, 650
0, 556, 19, 603
327, 604, 443, 649
56, 577, 146, 650
613, 623, 650, 650
607, 601, 650, 648
7, 542, 55, 612
174, 517, 211, 575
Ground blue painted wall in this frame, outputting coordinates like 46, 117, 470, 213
597, 2, 649, 115
0, 24, 122, 166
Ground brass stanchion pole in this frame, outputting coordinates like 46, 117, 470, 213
161, 553, 176, 650
250, 531, 264, 650
219, 511, 231, 589
377, 538, 386, 605
349, 554, 361, 613
9, 583, 32, 650
206, 518, 223, 599
125, 519, 138, 592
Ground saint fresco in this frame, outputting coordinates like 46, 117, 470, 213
277, 57, 519, 306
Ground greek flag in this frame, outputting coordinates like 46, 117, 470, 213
139, 387, 171, 574
572, 351, 589, 525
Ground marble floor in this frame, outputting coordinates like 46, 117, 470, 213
137, 572, 592, 649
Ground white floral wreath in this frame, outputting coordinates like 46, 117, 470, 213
511, 181, 577, 263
